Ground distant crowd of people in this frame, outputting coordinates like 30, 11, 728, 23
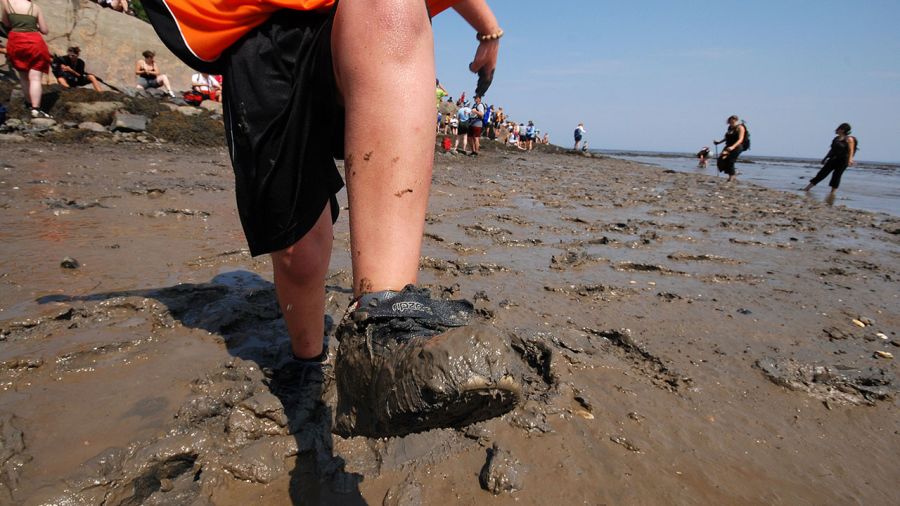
435, 79, 551, 156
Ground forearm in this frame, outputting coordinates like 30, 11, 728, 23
453, 0, 500, 35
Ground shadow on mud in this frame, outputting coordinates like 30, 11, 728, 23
39, 270, 365, 505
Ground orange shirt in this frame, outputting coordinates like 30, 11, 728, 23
163, 0, 460, 62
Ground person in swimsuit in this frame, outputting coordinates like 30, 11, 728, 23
142, 0, 517, 438
714, 115, 746, 183
803, 123, 858, 195
135, 50, 175, 97
1, 0, 51, 117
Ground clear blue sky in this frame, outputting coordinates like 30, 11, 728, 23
433, 0, 900, 162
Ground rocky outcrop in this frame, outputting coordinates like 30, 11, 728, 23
36, 0, 195, 91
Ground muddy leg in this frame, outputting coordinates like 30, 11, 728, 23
332, 0, 435, 297
271, 204, 334, 359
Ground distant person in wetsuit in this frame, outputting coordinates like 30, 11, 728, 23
697, 147, 711, 168
714, 115, 747, 182
803, 123, 857, 195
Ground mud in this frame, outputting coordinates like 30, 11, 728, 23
0, 140, 898, 504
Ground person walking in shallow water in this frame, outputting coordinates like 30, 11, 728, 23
804, 123, 857, 196
714, 115, 747, 183
697, 147, 711, 168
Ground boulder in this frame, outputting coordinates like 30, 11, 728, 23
40, 1, 195, 92
113, 113, 148, 132
31, 118, 57, 129
200, 101, 224, 114
65, 102, 125, 125
78, 122, 108, 133
176, 106, 203, 117
3, 119, 25, 131
0, 134, 27, 143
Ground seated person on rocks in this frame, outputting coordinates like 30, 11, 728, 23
52, 46, 102, 92
135, 50, 175, 97
143, 0, 519, 439
191, 72, 221, 102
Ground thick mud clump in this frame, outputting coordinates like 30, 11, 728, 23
334, 289, 523, 438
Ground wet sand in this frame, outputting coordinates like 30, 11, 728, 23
1, 141, 898, 505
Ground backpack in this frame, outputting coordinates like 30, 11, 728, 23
741, 123, 751, 151
182, 91, 204, 106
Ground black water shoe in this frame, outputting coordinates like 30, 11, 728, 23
334, 286, 521, 438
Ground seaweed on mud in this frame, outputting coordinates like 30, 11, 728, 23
146, 111, 224, 146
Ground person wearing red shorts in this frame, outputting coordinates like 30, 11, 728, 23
1, 0, 52, 117
142, 0, 519, 438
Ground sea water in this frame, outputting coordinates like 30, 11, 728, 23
602, 151, 899, 217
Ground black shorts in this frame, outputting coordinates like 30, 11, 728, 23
717, 147, 743, 175
55, 72, 91, 88
222, 9, 345, 256
457, 124, 468, 136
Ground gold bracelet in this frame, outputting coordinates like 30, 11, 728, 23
477, 29, 504, 42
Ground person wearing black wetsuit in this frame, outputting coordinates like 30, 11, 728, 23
804, 123, 857, 195
714, 115, 746, 182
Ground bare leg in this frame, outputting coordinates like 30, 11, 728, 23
28, 69, 42, 108
88, 75, 103, 92
16, 70, 30, 105
158, 74, 173, 93
57, 77, 71, 89
333, 0, 435, 296
271, 204, 333, 359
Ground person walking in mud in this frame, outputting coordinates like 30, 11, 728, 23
143, 0, 520, 438
468, 94, 487, 156
714, 115, 748, 183
803, 123, 858, 196
573, 122, 586, 151
1, 0, 52, 117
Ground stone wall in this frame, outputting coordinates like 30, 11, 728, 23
29, 0, 194, 90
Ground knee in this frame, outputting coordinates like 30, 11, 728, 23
358, 0, 430, 57
273, 242, 327, 281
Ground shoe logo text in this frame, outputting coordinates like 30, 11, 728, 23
392, 302, 433, 315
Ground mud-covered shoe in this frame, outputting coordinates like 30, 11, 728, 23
334, 286, 521, 438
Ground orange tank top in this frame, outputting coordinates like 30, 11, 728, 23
158, 0, 459, 63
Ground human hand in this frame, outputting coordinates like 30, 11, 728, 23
470, 39, 498, 96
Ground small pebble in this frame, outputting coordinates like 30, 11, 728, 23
60, 257, 80, 269
874, 351, 893, 360
851, 319, 866, 328
876, 332, 888, 340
